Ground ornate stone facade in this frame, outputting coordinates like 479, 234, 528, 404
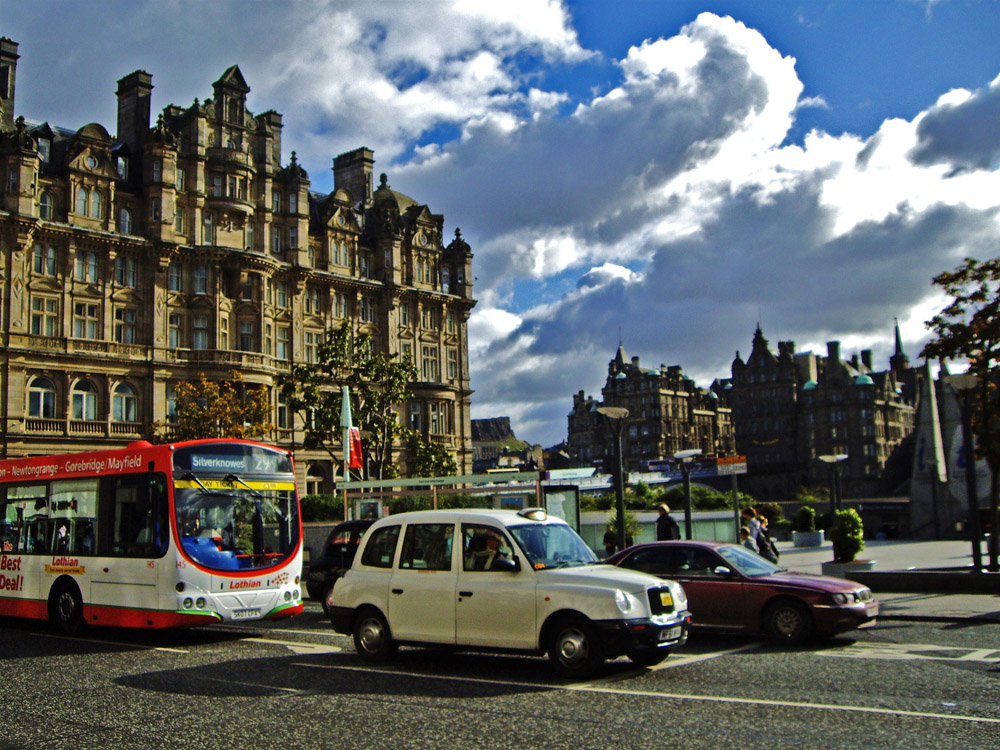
726, 326, 916, 501
0, 37, 476, 488
567, 344, 736, 472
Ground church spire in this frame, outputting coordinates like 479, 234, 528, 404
890, 318, 910, 374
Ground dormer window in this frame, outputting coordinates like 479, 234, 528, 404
38, 139, 51, 163
85, 154, 97, 169
116, 155, 128, 180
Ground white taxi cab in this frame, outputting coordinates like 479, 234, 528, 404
329, 508, 691, 678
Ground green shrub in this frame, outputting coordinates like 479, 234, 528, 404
795, 505, 816, 533
756, 502, 784, 525
830, 509, 865, 562
300, 494, 342, 523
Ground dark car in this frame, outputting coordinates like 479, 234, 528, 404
305, 520, 374, 614
605, 540, 878, 644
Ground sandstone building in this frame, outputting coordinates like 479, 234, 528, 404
0, 37, 475, 490
725, 325, 916, 501
566, 343, 736, 472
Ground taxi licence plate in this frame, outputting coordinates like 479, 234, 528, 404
659, 591, 673, 607
231, 608, 260, 620
658, 626, 682, 642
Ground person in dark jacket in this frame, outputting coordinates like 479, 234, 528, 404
756, 516, 779, 563
656, 504, 680, 541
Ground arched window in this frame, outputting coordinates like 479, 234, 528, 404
118, 207, 132, 234
76, 186, 89, 215
113, 383, 138, 422
71, 380, 98, 421
39, 191, 54, 220
90, 189, 101, 218
28, 377, 57, 418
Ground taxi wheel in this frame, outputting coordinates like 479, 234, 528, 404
49, 580, 86, 635
548, 616, 603, 679
353, 608, 397, 663
764, 599, 814, 645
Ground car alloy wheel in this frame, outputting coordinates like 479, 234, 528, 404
764, 599, 814, 645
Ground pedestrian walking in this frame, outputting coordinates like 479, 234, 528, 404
656, 503, 680, 541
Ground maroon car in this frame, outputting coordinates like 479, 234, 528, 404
605, 540, 878, 644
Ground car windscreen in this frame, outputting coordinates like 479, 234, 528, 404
716, 544, 782, 577
508, 522, 598, 570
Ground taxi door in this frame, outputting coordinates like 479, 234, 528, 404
387, 522, 457, 644
455, 524, 536, 649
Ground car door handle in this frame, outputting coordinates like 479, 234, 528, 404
391, 588, 404, 595
459, 591, 473, 598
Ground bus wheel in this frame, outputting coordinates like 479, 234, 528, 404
49, 580, 85, 635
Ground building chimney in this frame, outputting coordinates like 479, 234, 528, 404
861, 350, 873, 370
333, 147, 375, 207
0, 37, 20, 132
116, 70, 153, 188
827, 341, 841, 363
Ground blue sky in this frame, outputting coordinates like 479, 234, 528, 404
4, 1, 1000, 447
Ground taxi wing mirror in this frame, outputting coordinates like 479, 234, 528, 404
491, 556, 520, 573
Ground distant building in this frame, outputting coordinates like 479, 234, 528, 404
471, 417, 540, 473
725, 325, 917, 501
0, 36, 475, 488
566, 343, 736, 472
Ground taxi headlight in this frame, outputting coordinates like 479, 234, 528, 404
614, 589, 634, 614
673, 585, 688, 610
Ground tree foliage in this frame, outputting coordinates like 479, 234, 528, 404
278, 323, 417, 480
922, 256, 1000, 472
404, 429, 458, 478
150, 371, 272, 443
922, 255, 1000, 570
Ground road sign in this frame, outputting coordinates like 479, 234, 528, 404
716, 455, 748, 475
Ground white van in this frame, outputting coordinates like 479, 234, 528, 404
329, 508, 691, 678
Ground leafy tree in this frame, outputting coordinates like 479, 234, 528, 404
151, 371, 271, 442
278, 323, 417, 480
922, 256, 1000, 571
404, 429, 458, 478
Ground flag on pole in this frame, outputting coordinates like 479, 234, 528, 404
348, 427, 363, 469
341, 386, 363, 470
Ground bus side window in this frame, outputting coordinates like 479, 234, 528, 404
107, 474, 168, 558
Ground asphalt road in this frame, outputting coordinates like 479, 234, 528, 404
1, 602, 998, 750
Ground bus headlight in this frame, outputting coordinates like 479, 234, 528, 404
293, 589, 300, 600
175, 582, 185, 593
182, 597, 193, 610
195, 597, 206, 609
283, 591, 291, 602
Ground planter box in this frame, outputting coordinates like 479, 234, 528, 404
792, 530, 824, 547
821, 559, 876, 579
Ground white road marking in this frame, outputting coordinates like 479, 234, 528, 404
293, 660, 1000, 725
34, 632, 188, 653
816, 642, 1000, 664
245, 637, 342, 655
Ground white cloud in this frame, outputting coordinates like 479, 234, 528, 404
6, 4, 999, 449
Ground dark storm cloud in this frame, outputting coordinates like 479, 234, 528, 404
909, 78, 1000, 171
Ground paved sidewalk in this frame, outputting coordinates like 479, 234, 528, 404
772, 539, 1000, 623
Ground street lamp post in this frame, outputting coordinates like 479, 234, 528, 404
597, 406, 629, 552
818, 454, 848, 518
674, 449, 702, 540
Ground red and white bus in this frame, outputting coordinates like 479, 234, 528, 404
0, 439, 304, 632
